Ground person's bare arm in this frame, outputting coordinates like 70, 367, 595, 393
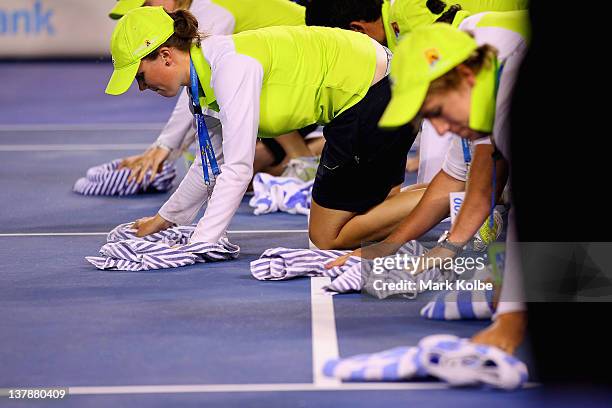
447, 144, 508, 244
326, 170, 464, 267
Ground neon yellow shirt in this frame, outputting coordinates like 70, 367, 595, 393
386, 0, 529, 49
209, 0, 304, 33
187, 26, 379, 243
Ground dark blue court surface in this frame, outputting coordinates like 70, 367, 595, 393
2, 62, 610, 407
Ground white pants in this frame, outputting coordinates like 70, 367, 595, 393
495, 207, 527, 318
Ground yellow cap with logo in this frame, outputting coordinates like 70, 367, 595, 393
390, 0, 443, 34
105, 6, 175, 95
109, 0, 146, 20
379, 23, 477, 128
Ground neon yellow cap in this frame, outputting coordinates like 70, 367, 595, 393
381, 0, 398, 51
379, 23, 477, 128
105, 7, 175, 95
109, 0, 146, 20
390, 0, 447, 34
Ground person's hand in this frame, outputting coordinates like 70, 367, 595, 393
119, 146, 170, 184
119, 154, 142, 169
325, 248, 362, 269
411, 244, 459, 276
324, 241, 403, 269
132, 214, 173, 237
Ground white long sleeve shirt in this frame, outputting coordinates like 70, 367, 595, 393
154, 0, 304, 156
161, 26, 382, 243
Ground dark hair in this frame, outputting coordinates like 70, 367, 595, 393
144, 9, 201, 60
426, 0, 447, 14
435, 4, 462, 23
305, 0, 383, 29
425, 1, 463, 24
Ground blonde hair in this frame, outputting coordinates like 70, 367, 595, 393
174, 0, 193, 10
428, 44, 498, 94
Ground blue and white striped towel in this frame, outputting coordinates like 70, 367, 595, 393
420, 262, 497, 320
248, 173, 313, 216
250, 241, 455, 295
251, 247, 363, 292
73, 159, 176, 196
86, 223, 239, 271
323, 334, 528, 390
323, 346, 425, 381
106, 222, 196, 246
420, 289, 494, 320
361, 242, 457, 300
418, 334, 529, 390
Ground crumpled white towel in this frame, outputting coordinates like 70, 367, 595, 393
418, 334, 529, 390
323, 334, 529, 390
73, 159, 176, 196
86, 223, 239, 271
248, 173, 313, 216
250, 241, 455, 296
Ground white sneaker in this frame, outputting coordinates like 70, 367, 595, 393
281, 156, 320, 181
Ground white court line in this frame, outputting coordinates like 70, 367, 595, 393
0, 382, 539, 396
0, 123, 165, 132
0, 230, 308, 237
311, 277, 341, 387
0, 144, 150, 151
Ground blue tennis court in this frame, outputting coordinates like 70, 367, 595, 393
1, 62, 608, 408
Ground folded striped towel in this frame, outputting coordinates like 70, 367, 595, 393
420, 289, 494, 320
420, 261, 498, 320
251, 247, 362, 292
323, 334, 529, 390
86, 223, 239, 271
250, 241, 455, 296
248, 173, 313, 216
73, 159, 176, 196
106, 222, 196, 246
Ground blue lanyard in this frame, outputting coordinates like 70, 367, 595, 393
461, 138, 472, 165
189, 60, 221, 185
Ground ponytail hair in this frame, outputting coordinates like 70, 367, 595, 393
144, 9, 202, 60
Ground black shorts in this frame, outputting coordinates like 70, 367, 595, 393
312, 77, 419, 213
259, 124, 319, 166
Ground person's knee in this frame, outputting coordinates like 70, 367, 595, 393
309, 228, 344, 250
309, 230, 333, 250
